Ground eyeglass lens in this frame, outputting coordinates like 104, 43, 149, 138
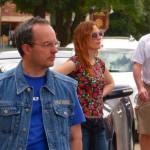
91, 32, 103, 39
33, 41, 60, 49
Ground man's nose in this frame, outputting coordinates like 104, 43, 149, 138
51, 46, 58, 53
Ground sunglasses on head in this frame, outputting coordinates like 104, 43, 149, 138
91, 32, 103, 39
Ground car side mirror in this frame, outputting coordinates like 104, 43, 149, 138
104, 85, 133, 100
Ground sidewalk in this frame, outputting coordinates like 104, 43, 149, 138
135, 143, 140, 150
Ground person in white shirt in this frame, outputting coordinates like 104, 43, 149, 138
132, 33, 150, 150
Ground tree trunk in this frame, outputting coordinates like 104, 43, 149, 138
33, 0, 48, 18
54, 9, 65, 46
55, 9, 72, 46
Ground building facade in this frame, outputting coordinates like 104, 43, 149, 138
0, 2, 50, 48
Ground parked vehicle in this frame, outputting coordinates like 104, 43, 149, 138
105, 85, 134, 150
0, 48, 135, 150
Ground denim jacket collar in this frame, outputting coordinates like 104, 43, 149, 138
15, 61, 55, 95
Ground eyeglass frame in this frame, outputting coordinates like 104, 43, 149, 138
91, 32, 103, 39
32, 41, 60, 49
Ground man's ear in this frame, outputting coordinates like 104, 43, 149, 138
22, 44, 31, 55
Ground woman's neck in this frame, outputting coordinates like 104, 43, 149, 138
88, 50, 97, 65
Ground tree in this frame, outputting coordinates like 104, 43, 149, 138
0, 0, 8, 6
105, 0, 144, 39
135, 0, 150, 38
1, 0, 145, 45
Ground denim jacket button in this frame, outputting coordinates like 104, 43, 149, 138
25, 108, 30, 112
64, 111, 68, 115
3, 109, 8, 115
22, 128, 27, 133
27, 88, 31, 92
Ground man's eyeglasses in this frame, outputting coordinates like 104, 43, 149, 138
33, 41, 60, 49
91, 32, 103, 39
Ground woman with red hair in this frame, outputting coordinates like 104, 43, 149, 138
54, 21, 114, 150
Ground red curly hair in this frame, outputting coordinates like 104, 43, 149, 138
74, 21, 99, 76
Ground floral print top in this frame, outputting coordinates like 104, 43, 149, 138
69, 56, 106, 118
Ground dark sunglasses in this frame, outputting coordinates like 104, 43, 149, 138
91, 32, 103, 39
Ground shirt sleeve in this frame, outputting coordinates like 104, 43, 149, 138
72, 97, 85, 126
97, 57, 105, 74
132, 36, 145, 64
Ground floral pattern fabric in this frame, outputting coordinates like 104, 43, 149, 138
69, 56, 106, 117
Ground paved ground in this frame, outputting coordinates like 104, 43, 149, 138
135, 143, 140, 150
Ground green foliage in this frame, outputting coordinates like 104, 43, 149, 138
12, 0, 42, 13
0, 0, 10, 6
1, 0, 149, 44
138, 0, 150, 36
106, 12, 137, 37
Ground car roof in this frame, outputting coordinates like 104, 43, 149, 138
0, 49, 73, 59
0, 50, 73, 71
101, 36, 138, 49
0, 36, 138, 72
0, 50, 21, 59
66, 36, 138, 50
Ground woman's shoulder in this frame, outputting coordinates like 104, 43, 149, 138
70, 55, 78, 61
70, 55, 80, 65
95, 57, 105, 65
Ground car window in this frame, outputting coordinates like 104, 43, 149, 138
98, 48, 133, 72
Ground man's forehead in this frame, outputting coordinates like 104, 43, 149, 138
33, 23, 54, 32
33, 24, 56, 40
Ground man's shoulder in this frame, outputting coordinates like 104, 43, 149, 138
50, 70, 78, 85
140, 33, 150, 42
144, 33, 150, 38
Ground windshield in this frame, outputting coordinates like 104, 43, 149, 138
98, 48, 133, 72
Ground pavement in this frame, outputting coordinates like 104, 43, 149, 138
135, 143, 140, 150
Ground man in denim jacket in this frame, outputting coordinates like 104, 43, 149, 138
0, 16, 85, 150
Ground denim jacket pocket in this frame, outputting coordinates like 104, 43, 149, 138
52, 105, 74, 135
0, 102, 21, 134
54, 106, 74, 118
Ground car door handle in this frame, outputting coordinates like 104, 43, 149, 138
125, 102, 130, 107
117, 109, 122, 114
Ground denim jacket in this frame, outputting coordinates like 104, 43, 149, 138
0, 62, 79, 150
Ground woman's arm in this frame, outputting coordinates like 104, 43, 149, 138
53, 60, 76, 75
103, 67, 115, 97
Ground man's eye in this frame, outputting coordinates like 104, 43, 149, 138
44, 43, 53, 47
